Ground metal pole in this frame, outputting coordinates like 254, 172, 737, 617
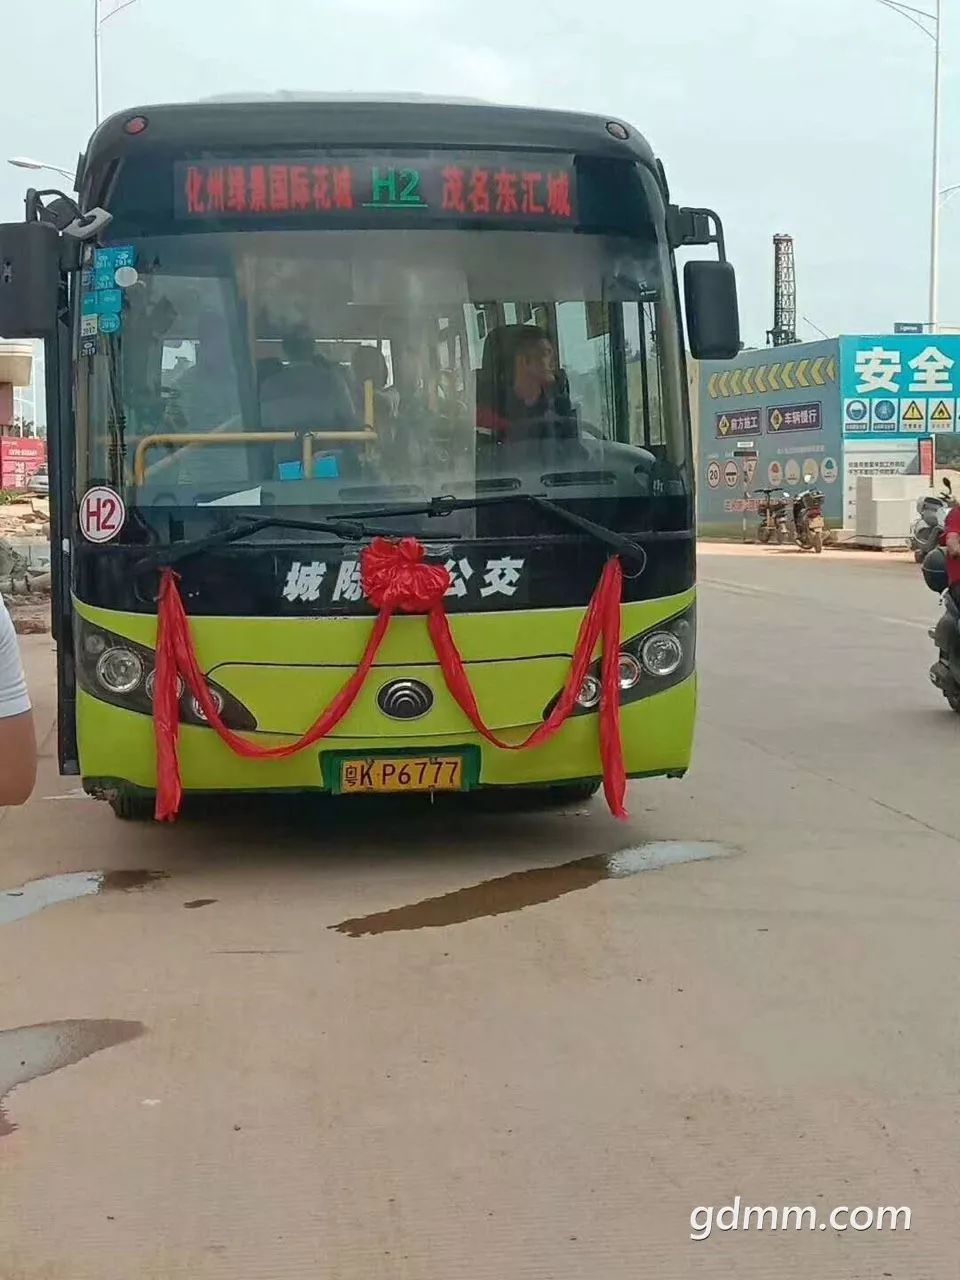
94, 0, 102, 125
928, 0, 942, 332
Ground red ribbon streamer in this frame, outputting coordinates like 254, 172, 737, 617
152, 537, 626, 821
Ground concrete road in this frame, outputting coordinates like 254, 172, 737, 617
1, 546, 957, 1280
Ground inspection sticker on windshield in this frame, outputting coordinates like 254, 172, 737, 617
79, 486, 126, 543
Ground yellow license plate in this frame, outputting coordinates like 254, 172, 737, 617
339, 756, 464, 794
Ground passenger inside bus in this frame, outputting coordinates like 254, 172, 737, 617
260, 328, 358, 430
260, 326, 360, 474
167, 308, 242, 433
349, 345, 398, 425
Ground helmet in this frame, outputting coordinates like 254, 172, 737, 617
922, 547, 948, 594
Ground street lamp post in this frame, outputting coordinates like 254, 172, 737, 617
94, 0, 139, 126
874, 0, 943, 331
7, 157, 75, 182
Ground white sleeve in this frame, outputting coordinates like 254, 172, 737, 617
0, 595, 31, 718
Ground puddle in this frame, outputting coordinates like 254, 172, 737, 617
331, 841, 729, 937
0, 1019, 144, 1137
0, 870, 167, 926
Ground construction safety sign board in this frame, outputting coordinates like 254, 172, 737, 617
766, 402, 822, 434
707, 353, 837, 399
838, 334, 960, 435
716, 408, 761, 439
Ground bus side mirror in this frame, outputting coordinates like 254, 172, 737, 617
0, 221, 60, 338
684, 259, 740, 361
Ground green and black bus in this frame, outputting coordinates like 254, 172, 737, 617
0, 95, 738, 818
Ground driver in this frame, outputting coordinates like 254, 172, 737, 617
477, 327, 558, 435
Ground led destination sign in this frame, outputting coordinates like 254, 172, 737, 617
175, 154, 578, 225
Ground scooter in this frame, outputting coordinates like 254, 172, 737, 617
922, 528, 960, 713
753, 488, 790, 544
910, 478, 954, 563
793, 488, 826, 553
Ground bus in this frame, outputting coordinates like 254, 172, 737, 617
0, 96, 739, 820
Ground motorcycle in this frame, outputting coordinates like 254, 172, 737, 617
793, 488, 826, 553
753, 488, 790, 544
922, 526, 960, 714
910, 477, 954, 563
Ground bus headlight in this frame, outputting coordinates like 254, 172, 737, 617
76, 618, 256, 730
542, 604, 696, 720
576, 675, 602, 708
639, 632, 683, 678
617, 653, 643, 690
145, 670, 185, 701
96, 647, 144, 695
190, 689, 225, 723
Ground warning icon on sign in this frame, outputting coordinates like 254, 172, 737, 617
900, 399, 927, 432
930, 399, 955, 431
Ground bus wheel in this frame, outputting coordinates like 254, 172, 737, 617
543, 781, 602, 805
109, 790, 155, 821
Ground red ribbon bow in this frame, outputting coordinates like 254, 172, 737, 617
361, 536, 451, 613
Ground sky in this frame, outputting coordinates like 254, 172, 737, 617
2, 0, 958, 346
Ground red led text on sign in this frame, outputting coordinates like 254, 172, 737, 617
176, 156, 576, 224
183, 164, 355, 216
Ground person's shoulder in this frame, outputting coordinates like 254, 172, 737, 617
946, 504, 960, 533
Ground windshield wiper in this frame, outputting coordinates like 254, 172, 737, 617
134, 513, 427, 572
135, 493, 658, 576
332, 493, 653, 570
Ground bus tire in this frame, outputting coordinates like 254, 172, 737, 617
109, 791, 155, 821
543, 780, 602, 805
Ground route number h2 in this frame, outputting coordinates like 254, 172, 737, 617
369, 167, 424, 207
79, 486, 125, 542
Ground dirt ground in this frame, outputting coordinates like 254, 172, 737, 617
0, 544, 956, 1279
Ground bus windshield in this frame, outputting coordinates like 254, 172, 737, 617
76, 225, 687, 526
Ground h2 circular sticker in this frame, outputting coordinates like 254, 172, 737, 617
79, 486, 126, 543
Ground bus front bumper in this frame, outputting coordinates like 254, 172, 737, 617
77, 676, 696, 798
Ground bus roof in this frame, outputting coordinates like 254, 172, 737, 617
78, 98, 657, 200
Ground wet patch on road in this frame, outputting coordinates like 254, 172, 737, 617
0, 870, 167, 926
331, 841, 729, 937
184, 899, 217, 909
0, 1019, 144, 1137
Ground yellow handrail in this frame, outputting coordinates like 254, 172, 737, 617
134, 426, 378, 485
